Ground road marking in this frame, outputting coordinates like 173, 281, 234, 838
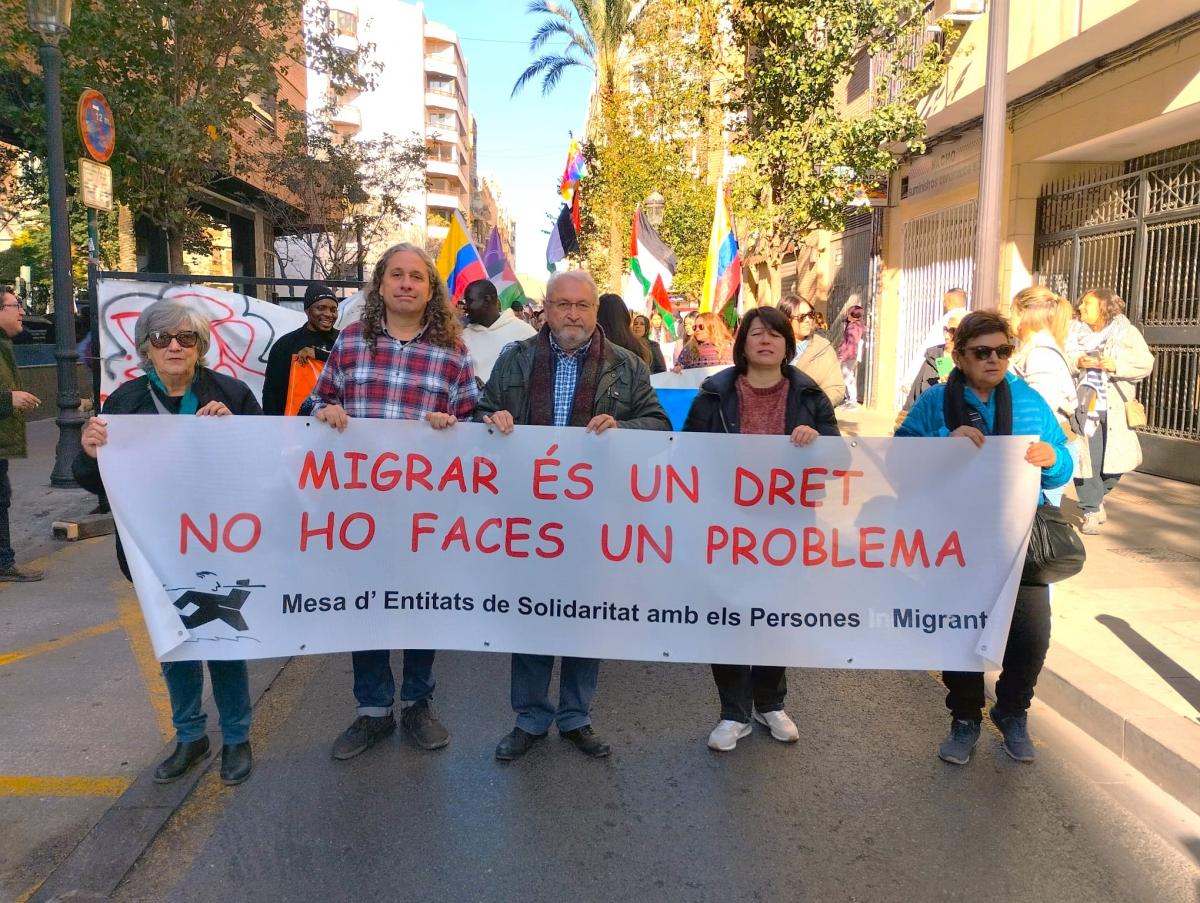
0, 774, 131, 797
115, 583, 175, 742
0, 619, 122, 667
14, 880, 43, 903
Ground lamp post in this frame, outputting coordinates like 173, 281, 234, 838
970, 0, 1010, 310
26, 0, 83, 487
644, 190, 665, 228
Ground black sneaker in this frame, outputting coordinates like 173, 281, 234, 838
560, 725, 611, 758
331, 713, 396, 760
990, 710, 1036, 762
937, 718, 981, 765
0, 565, 43, 583
154, 736, 211, 783
401, 699, 449, 750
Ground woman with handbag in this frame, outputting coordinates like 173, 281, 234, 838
896, 311, 1071, 767
1068, 289, 1155, 534
1011, 287, 1079, 505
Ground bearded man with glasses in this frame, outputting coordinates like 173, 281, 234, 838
0, 287, 43, 580
896, 310, 1071, 766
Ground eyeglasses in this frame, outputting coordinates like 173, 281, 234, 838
148, 330, 200, 349
0, 303, 22, 311
549, 300, 594, 314
962, 344, 1014, 361
792, 312, 815, 322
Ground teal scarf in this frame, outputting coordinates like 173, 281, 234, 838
146, 368, 199, 415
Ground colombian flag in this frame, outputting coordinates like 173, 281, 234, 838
436, 211, 487, 302
699, 179, 741, 318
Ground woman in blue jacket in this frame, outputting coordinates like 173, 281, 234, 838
896, 310, 1070, 767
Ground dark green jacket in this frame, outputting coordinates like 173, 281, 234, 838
476, 332, 671, 431
0, 334, 26, 459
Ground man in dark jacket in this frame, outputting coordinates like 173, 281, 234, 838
0, 287, 43, 581
477, 269, 670, 762
260, 283, 340, 415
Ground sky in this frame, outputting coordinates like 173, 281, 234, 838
422, 0, 592, 277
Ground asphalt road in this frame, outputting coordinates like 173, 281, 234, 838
107, 651, 1200, 903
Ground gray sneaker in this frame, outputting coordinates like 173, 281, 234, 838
1080, 512, 1102, 534
991, 710, 1036, 762
332, 713, 396, 760
401, 699, 449, 750
938, 718, 981, 765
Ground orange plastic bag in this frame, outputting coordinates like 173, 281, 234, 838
284, 356, 324, 416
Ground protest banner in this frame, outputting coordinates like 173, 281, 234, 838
97, 279, 305, 404
98, 417, 1040, 669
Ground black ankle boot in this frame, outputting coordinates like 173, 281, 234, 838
220, 741, 253, 786
154, 736, 211, 783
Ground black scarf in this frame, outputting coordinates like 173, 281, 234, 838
942, 368, 1012, 436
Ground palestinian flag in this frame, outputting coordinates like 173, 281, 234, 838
629, 208, 677, 308
546, 202, 579, 271
482, 226, 524, 310
649, 274, 677, 340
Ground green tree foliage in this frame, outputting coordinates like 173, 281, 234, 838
0, 0, 371, 271
259, 105, 427, 281
727, 0, 957, 296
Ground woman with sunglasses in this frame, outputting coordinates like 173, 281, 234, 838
777, 294, 845, 407
896, 310, 1071, 768
74, 298, 261, 787
684, 306, 840, 751
673, 312, 732, 371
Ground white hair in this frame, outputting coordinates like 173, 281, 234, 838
135, 298, 212, 370
545, 269, 598, 304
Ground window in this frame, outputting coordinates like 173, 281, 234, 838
428, 78, 454, 96
427, 142, 457, 163
428, 112, 454, 130
332, 10, 357, 36
428, 178, 452, 193
846, 53, 870, 103
248, 91, 277, 124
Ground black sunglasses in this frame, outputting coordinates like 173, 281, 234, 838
962, 344, 1014, 361
148, 330, 200, 349
792, 311, 815, 321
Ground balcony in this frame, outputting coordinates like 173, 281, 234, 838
334, 32, 358, 53
427, 190, 461, 210
331, 104, 361, 129
428, 223, 449, 241
426, 158, 466, 181
425, 90, 460, 112
424, 55, 457, 79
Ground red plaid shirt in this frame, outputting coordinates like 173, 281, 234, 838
305, 320, 478, 420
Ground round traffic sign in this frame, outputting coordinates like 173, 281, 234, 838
78, 88, 116, 163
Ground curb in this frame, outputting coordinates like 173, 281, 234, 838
29, 657, 292, 903
1035, 642, 1200, 815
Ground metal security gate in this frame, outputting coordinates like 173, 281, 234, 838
896, 200, 977, 409
1034, 142, 1200, 483
826, 209, 882, 406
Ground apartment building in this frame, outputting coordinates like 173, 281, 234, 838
311, 0, 474, 247
779, 0, 1200, 482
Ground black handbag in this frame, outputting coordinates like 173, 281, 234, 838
1022, 503, 1086, 585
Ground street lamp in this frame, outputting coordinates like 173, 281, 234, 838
644, 190, 665, 228
26, 0, 83, 488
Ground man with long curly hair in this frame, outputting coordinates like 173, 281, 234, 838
303, 243, 478, 760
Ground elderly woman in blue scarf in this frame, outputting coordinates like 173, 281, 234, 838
75, 298, 261, 787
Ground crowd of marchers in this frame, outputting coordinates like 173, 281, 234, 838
0, 239, 1151, 784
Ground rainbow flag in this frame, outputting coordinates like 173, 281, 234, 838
482, 226, 524, 310
558, 136, 586, 202
435, 211, 487, 302
699, 179, 741, 320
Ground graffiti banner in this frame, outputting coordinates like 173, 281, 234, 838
98, 417, 1040, 668
97, 279, 306, 404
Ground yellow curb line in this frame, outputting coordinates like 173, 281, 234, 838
0, 620, 122, 668
114, 581, 175, 742
0, 774, 131, 797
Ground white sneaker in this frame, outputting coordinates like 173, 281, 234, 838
1080, 512, 1102, 535
1097, 503, 1108, 524
753, 709, 799, 742
707, 719, 752, 751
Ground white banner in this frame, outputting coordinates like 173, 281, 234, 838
98, 418, 1040, 669
97, 280, 306, 405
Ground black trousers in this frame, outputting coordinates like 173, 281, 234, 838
942, 583, 1052, 722
710, 664, 786, 723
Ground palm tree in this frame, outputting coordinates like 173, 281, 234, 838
510, 0, 638, 107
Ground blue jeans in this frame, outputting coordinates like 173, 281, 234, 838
0, 458, 13, 569
160, 659, 251, 745
351, 650, 436, 716
510, 654, 599, 735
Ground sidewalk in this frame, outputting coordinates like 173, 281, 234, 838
841, 404, 1200, 813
